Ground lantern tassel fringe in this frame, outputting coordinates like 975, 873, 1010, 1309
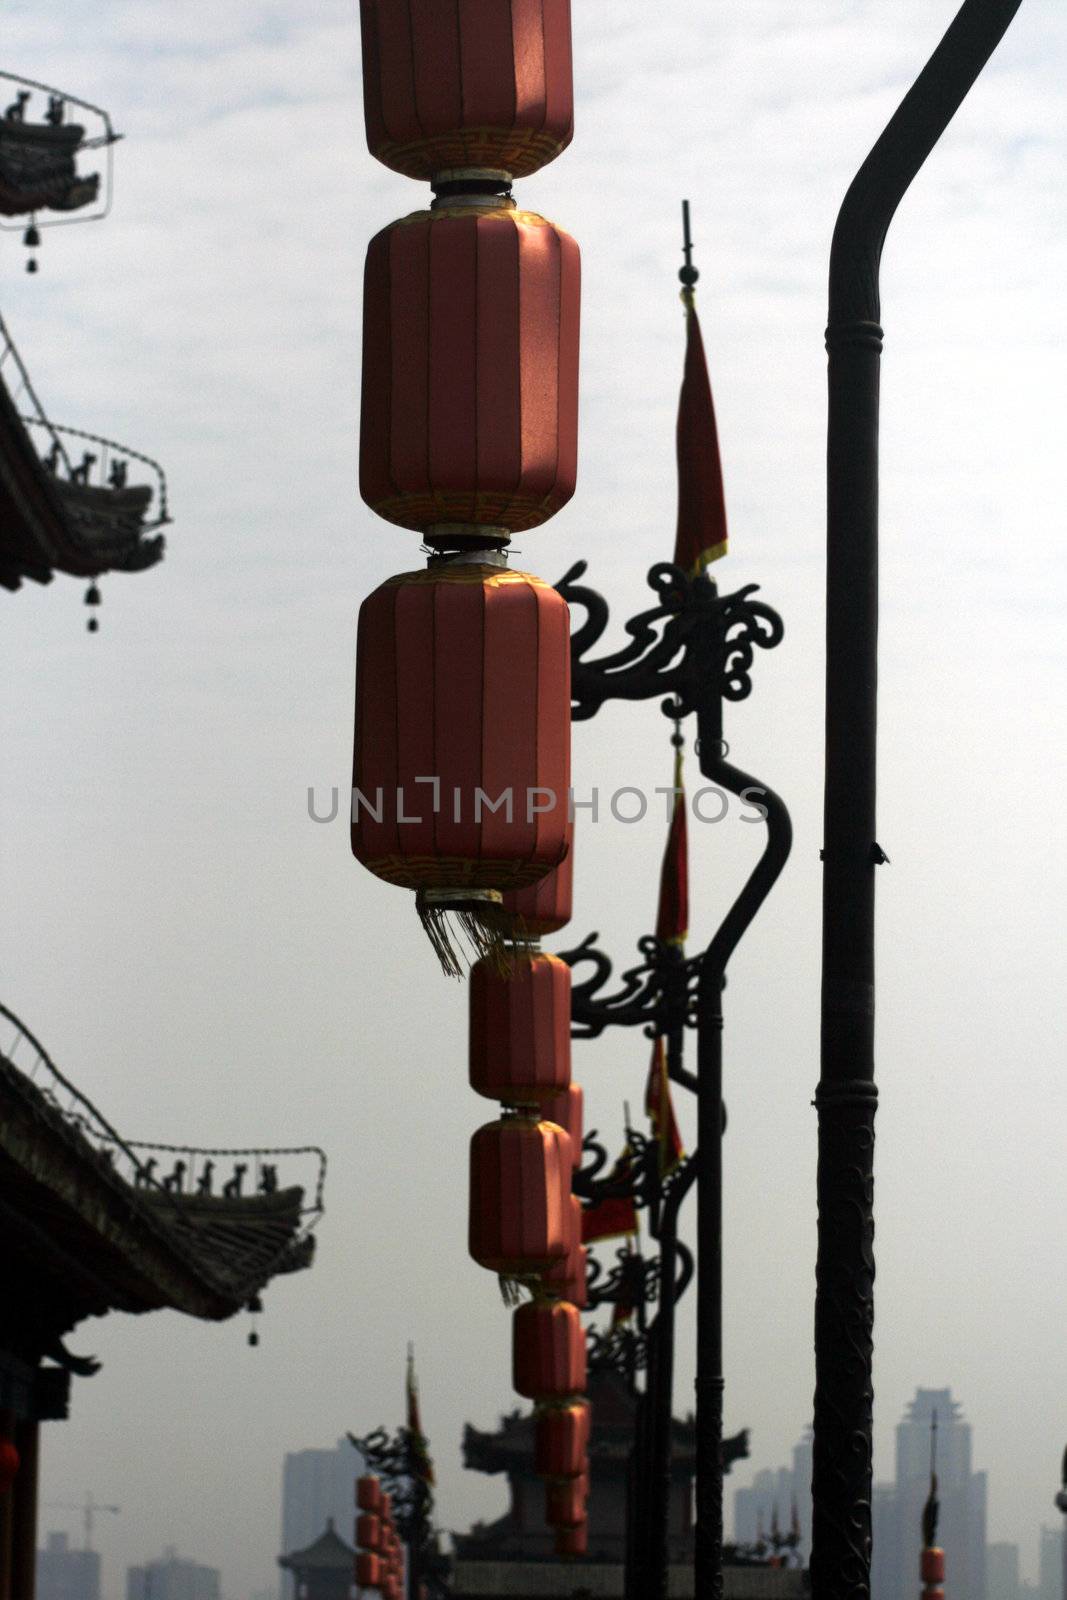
416, 895, 528, 979
498, 1274, 525, 1307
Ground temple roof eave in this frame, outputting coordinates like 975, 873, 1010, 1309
0, 1051, 314, 1344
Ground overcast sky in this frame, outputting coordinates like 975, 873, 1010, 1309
1, 2, 1064, 1597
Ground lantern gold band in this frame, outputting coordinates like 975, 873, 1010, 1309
419, 887, 503, 908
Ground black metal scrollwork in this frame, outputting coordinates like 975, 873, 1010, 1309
585, 1244, 661, 1315
559, 932, 698, 1043
556, 560, 783, 724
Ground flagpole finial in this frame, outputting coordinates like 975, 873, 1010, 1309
680, 199, 699, 309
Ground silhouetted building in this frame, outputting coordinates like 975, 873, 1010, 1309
35, 1532, 100, 1600
281, 1437, 362, 1597
278, 1519, 354, 1600
732, 1431, 812, 1564
988, 1541, 1021, 1600
0, 1005, 320, 1600
126, 1547, 220, 1599
1039, 1526, 1062, 1600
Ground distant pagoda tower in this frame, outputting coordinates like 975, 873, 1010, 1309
278, 1518, 356, 1600
455, 1370, 749, 1568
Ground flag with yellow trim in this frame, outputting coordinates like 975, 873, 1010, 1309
581, 1147, 639, 1244
645, 1034, 684, 1175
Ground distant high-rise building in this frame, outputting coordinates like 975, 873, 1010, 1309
126, 1546, 220, 1599
36, 1531, 101, 1600
281, 1438, 363, 1599
732, 1433, 812, 1564
988, 1541, 1021, 1600
872, 1388, 987, 1600
871, 1480, 902, 1600
1039, 1525, 1062, 1600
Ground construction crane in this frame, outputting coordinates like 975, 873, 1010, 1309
43, 1492, 120, 1550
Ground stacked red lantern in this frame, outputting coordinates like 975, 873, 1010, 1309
353, 0, 579, 972
541, 1083, 583, 1168
360, 0, 574, 182
500, 826, 574, 937
469, 1115, 571, 1277
352, 560, 571, 971
512, 1299, 586, 1398
355, 1476, 383, 1591
470, 951, 571, 1105
921, 1544, 946, 1600
541, 1193, 588, 1309
355, 1478, 406, 1596
534, 1399, 590, 1479
555, 1521, 589, 1558
360, 206, 579, 537
352, 0, 584, 1560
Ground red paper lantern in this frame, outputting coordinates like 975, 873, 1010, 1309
352, 560, 571, 971
356, 1474, 381, 1513
555, 1521, 588, 1558
512, 1298, 586, 1398
500, 824, 573, 935
360, 0, 574, 181
534, 1401, 591, 1478
356, 1550, 381, 1587
469, 1116, 571, 1274
0, 1438, 18, 1493
922, 1550, 946, 1585
541, 1083, 583, 1168
545, 1471, 587, 1528
356, 1512, 381, 1550
541, 1194, 585, 1305
470, 951, 571, 1104
360, 206, 580, 538
543, 1241, 587, 1309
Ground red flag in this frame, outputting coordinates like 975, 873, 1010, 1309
406, 1345, 435, 1485
581, 1148, 638, 1244
674, 296, 727, 574
655, 746, 688, 946
645, 1035, 684, 1174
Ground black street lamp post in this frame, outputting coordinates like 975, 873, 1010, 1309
557, 555, 792, 1599
814, 4, 1022, 1598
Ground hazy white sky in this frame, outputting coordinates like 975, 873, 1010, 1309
1, 3, 1064, 1597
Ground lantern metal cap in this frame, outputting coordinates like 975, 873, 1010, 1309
429, 543, 509, 570
430, 173, 515, 211
425, 522, 511, 556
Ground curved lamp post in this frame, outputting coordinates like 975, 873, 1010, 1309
815, 4, 1023, 1597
